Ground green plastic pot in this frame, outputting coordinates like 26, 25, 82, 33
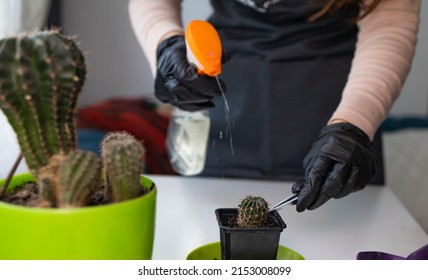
0, 173, 156, 260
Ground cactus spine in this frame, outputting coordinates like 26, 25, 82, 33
237, 195, 269, 228
101, 132, 145, 202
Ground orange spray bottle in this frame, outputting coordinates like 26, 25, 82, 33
166, 20, 223, 175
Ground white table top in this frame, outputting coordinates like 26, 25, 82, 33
148, 175, 428, 260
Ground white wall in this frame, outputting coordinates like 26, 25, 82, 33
390, 1, 428, 116
0, 112, 29, 178
0, 0, 53, 178
62, 0, 152, 107
0, 0, 51, 37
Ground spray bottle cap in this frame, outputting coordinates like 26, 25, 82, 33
185, 20, 222, 77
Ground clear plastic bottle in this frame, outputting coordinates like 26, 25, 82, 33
166, 108, 210, 175
166, 20, 221, 175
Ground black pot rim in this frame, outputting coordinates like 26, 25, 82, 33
215, 208, 286, 232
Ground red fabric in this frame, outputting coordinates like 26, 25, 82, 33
77, 98, 176, 174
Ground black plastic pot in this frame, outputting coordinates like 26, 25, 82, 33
215, 208, 286, 260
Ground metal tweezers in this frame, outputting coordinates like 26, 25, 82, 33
269, 193, 299, 212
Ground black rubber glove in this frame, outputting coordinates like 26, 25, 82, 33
292, 122, 377, 212
154, 35, 226, 112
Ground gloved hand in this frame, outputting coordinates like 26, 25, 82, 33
154, 35, 226, 112
292, 122, 377, 212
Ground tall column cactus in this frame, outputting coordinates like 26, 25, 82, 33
101, 132, 146, 202
0, 30, 87, 204
237, 195, 269, 228
0, 30, 86, 172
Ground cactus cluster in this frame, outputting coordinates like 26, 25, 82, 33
0, 31, 146, 208
237, 195, 269, 228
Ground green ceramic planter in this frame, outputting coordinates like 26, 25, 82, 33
186, 242, 305, 260
0, 173, 156, 260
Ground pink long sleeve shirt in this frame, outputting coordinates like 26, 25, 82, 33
128, 0, 420, 139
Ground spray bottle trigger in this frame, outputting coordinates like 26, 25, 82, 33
185, 20, 222, 77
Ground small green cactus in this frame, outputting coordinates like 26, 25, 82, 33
237, 195, 269, 228
101, 132, 146, 202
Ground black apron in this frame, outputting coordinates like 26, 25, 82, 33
200, 0, 384, 184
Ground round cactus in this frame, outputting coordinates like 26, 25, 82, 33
237, 195, 269, 228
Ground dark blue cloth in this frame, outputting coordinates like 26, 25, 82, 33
381, 116, 428, 132
77, 129, 107, 155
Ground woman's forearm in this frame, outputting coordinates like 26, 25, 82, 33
329, 0, 421, 139
128, 0, 184, 76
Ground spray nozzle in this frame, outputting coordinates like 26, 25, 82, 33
185, 20, 222, 77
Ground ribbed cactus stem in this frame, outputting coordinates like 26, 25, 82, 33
37, 153, 66, 206
237, 195, 269, 228
53, 33, 87, 148
101, 132, 145, 202
57, 150, 101, 208
0, 30, 87, 173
